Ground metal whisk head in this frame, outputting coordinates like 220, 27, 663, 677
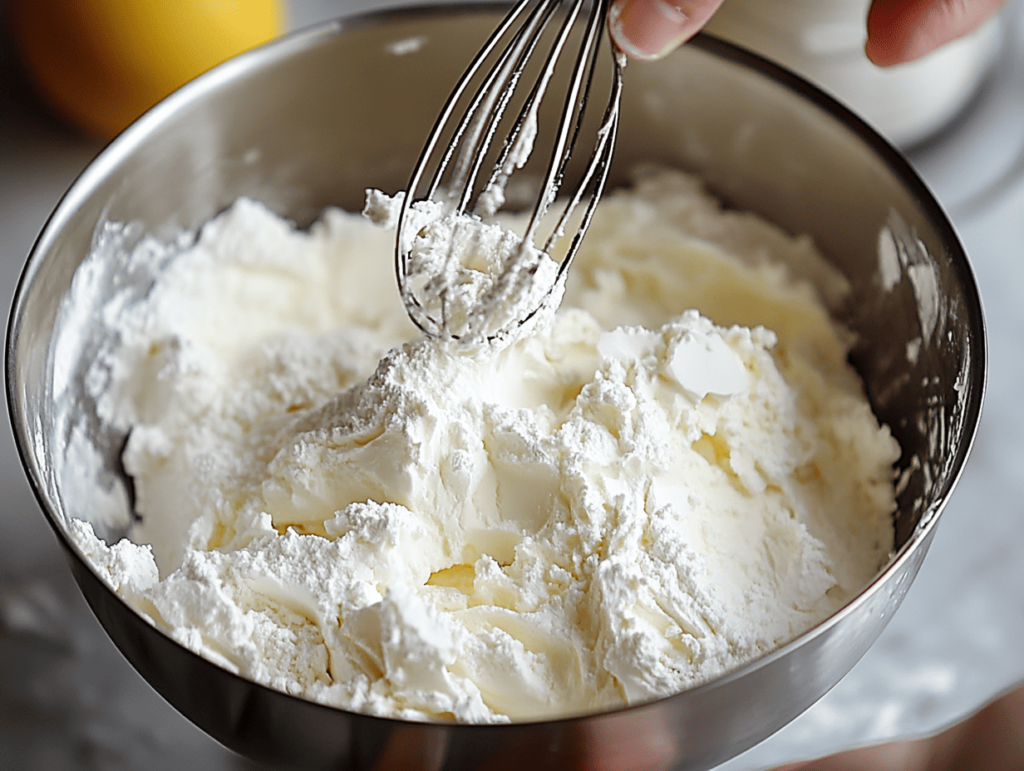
395, 0, 624, 342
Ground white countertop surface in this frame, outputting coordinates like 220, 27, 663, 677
1, 1, 1022, 768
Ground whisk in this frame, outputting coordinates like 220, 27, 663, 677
395, 0, 624, 342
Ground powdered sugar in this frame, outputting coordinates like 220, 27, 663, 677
371, 188, 564, 345
66, 168, 899, 723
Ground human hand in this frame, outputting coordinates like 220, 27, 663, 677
772, 682, 1024, 771
864, 0, 1007, 65
608, 0, 725, 62
608, 0, 1007, 66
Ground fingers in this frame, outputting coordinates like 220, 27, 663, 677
369, 725, 448, 771
865, 0, 1007, 66
769, 739, 936, 771
608, 0, 1006, 67
608, 0, 726, 60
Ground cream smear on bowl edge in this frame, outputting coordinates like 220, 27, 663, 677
64, 167, 900, 723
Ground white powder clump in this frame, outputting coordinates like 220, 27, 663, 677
367, 188, 563, 345
68, 167, 900, 723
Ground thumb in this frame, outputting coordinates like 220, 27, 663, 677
609, 0, 727, 60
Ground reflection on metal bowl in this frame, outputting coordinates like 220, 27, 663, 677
6, 5, 985, 770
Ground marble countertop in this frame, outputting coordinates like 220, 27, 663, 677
1, 1, 1022, 768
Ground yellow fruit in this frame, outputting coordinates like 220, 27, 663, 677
6, 0, 285, 138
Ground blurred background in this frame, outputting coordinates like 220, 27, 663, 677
1, 1, 1022, 768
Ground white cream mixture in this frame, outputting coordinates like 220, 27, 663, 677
70, 168, 900, 723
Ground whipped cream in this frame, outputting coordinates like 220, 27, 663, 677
68, 168, 900, 723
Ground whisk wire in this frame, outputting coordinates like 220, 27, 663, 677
403, 0, 533, 209
526, 0, 617, 253
477, 0, 589, 216
396, 0, 623, 340
452, 0, 566, 213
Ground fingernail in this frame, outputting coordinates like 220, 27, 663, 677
609, 0, 695, 61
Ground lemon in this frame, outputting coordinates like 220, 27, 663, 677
6, 0, 285, 137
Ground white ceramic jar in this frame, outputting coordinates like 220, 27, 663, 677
704, 0, 1003, 147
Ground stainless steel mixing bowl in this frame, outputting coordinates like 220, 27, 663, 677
6, 5, 985, 770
